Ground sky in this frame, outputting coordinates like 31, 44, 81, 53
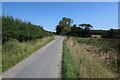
2, 2, 118, 32
2, 0, 120, 2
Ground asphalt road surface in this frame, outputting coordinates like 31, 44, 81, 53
2, 36, 64, 78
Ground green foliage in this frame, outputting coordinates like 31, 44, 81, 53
62, 41, 78, 78
56, 17, 119, 39
2, 15, 53, 43
2, 15, 54, 73
91, 29, 120, 39
107, 28, 119, 39
2, 37, 54, 72
79, 24, 93, 37
56, 17, 73, 35
69, 24, 82, 37
74, 37, 113, 52
56, 17, 93, 37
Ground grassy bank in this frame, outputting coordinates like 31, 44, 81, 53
73, 37, 118, 73
73, 37, 119, 53
62, 41, 78, 78
62, 37, 117, 78
2, 36, 54, 72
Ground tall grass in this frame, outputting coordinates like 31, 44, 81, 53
73, 37, 118, 72
2, 36, 54, 72
73, 37, 113, 53
62, 41, 78, 78
62, 37, 117, 78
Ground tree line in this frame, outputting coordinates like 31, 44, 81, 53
2, 16, 53, 43
56, 17, 120, 39
2, 16, 120, 44
56, 17, 93, 37
91, 29, 120, 39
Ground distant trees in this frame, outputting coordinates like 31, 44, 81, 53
56, 17, 93, 37
69, 24, 82, 37
79, 24, 93, 37
3, 16, 119, 43
107, 28, 119, 38
56, 17, 73, 35
2, 16, 53, 43
56, 17, 120, 39
91, 29, 120, 39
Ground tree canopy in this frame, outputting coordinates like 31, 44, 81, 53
56, 17, 73, 35
2, 15, 53, 43
56, 17, 119, 39
56, 17, 93, 37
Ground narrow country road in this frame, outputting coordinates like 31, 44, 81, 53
2, 36, 64, 78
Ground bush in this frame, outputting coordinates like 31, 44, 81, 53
2, 16, 53, 43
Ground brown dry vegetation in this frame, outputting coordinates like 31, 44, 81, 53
63, 37, 118, 78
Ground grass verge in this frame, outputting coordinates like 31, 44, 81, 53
2, 36, 54, 72
62, 40, 78, 78
62, 37, 117, 78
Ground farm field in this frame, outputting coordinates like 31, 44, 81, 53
62, 37, 119, 78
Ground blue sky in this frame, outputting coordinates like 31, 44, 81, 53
2, 2, 118, 32
2, 0, 120, 2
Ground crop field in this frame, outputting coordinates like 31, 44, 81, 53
62, 37, 119, 78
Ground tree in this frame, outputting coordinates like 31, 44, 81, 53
79, 24, 93, 37
56, 17, 73, 35
69, 24, 82, 37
